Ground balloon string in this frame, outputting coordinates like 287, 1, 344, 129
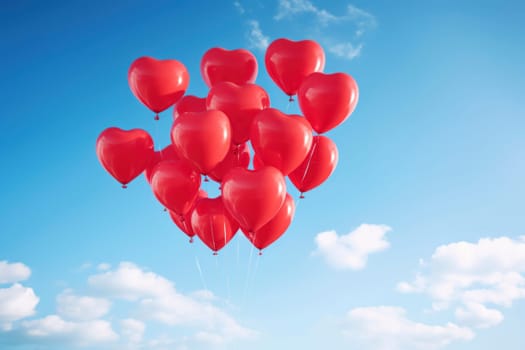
195, 255, 208, 292
209, 215, 217, 255
242, 230, 257, 307
299, 136, 318, 188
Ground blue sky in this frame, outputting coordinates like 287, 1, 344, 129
1, 0, 524, 349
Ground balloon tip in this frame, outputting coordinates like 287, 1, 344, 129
300, 193, 305, 199
204, 176, 209, 182
189, 237, 194, 243
122, 184, 127, 189
288, 95, 294, 102
163, 208, 167, 212
258, 250, 263, 256
213, 251, 218, 256
154, 114, 160, 121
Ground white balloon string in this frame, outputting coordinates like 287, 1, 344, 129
300, 136, 318, 186
242, 230, 257, 307
195, 255, 208, 292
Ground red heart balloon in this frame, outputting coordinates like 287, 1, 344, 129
96, 127, 154, 187
150, 160, 201, 215
289, 136, 339, 195
201, 47, 258, 88
207, 82, 270, 145
191, 197, 239, 253
298, 72, 359, 134
128, 56, 189, 115
265, 38, 325, 98
222, 166, 286, 233
171, 110, 231, 174
251, 108, 313, 175
208, 143, 251, 182
252, 153, 264, 170
244, 193, 295, 251
144, 145, 180, 184
169, 189, 208, 242
172, 95, 207, 120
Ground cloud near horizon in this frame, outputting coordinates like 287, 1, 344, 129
0, 261, 257, 349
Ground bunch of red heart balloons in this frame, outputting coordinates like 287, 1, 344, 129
96, 38, 359, 254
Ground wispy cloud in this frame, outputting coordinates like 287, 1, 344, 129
272, 1, 376, 60
397, 236, 525, 329
313, 224, 391, 270
233, 1, 245, 14
344, 306, 474, 350
274, 0, 336, 23
329, 42, 363, 60
246, 20, 270, 51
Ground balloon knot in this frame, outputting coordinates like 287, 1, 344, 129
189, 237, 194, 243
163, 208, 167, 212
154, 114, 160, 121
204, 175, 209, 182
258, 250, 263, 256
300, 193, 305, 199
122, 184, 127, 189
213, 251, 218, 256
288, 95, 294, 102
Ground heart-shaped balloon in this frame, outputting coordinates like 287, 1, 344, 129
128, 56, 189, 115
191, 196, 239, 253
265, 38, 325, 98
172, 95, 207, 120
207, 82, 270, 145
150, 160, 201, 215
222, 166, 286, 233
244, 193, 295, 251
251, 108, 313, 175
201, 47, 258, 88
144, 145, 180, 183
171, 110, 231, 174
298, 72, 359, 134
289, 136, 339, 195
169, 189, 208, 242
252, 153, 264, 170
96, 127, 154, 187
208, 143, 251, 182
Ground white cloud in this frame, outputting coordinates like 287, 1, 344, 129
121, 318, 145, 345
0, 283, 39, 327
454, 302, 504, 329
21, 315, 118, 346
246, 20, 270, 51
0, 261, 255, 349
89, 262, 257, 345
56, 289, 111, 321
329, 42, 363, 60
88, 262, 174, 300
0, 261, 31, 284
398, 236, 525, 329
313, 224, 391, 270
344, 306, 474, 350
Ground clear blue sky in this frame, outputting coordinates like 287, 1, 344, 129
1, 1, 524, 349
